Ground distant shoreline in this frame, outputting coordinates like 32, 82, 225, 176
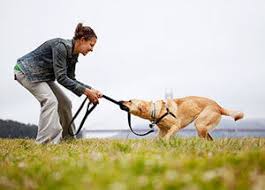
83, 128, 265, 132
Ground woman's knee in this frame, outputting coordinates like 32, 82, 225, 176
59, 98, 72, 110
40, 95, 58, 108
65, 98, 72, 109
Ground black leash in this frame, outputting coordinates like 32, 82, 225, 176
127, 112, 155, 136
68, 97, 97, 136
68, 95, 155, 137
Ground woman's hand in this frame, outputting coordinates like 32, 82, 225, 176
84, 88, 102, 104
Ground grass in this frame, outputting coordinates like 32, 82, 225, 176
0, 137, 265, 190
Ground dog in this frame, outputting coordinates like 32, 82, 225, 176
121, 96, 244, 141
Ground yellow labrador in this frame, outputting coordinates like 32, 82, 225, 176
121, 96, 244, 141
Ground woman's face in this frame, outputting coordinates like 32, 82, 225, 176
78, 37, 97, 56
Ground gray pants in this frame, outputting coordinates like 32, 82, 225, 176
14, 70, 76, 144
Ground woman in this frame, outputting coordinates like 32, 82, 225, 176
14, 23, 102, 144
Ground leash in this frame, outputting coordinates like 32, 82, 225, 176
127, 112, 155, 136
68, 97, 97, 136
68, 95, 155, 137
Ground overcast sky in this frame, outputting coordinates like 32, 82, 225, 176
1, 0, 264, 129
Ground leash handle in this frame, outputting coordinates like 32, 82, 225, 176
68, 98, 97, 136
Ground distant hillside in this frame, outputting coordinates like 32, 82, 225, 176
1, 118, 265, 139
82, 118, 265, 139
83, 118, 265, 132
0, 119, 37, 138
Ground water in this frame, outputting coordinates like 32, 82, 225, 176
82, 129, 265, 139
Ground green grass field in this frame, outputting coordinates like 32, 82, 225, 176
0, 138, 265, 190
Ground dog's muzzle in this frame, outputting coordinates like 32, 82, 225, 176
119, 101, 130, 112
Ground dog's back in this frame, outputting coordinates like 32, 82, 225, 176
173, 96, 243, 121
173, 96, 221, 109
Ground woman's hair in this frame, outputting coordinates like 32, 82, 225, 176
73, 23, 97, 40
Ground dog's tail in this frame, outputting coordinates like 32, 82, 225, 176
220, 107, 244, 121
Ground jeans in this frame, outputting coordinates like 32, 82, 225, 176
14, 70, 76, 144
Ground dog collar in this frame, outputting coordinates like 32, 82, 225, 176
150, 100, 163, 121
151, 101, 156, 120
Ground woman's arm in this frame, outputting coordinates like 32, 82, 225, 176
53, 42, 102, 103
53, 42, 87, 96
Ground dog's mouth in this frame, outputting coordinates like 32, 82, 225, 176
119, 101, 130, 112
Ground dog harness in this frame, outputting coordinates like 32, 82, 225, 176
149, 100, 177, 129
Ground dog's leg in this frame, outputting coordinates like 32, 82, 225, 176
195, 106, 221, 141
158, 128, 168, 138
164, 125, 180, 141
196, 128, 214, 141
163, 120, 181, 141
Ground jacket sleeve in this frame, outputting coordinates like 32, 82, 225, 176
73, 78, 92, 89
52, 42, 86, 96
67, 63, 92, 90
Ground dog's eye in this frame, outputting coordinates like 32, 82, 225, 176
129, 100, 132, 103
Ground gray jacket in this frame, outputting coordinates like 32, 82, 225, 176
17, 38, 91, 96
